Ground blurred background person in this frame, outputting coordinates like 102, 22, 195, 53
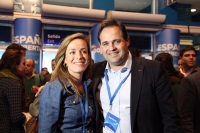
43, 59, 56, 83
179, 46, 200, 77
39, 33, 95, 132
178, 71, 200, 133
129, 47, 142, 58
24, 59, 41, 111
0, 48, 31, 133
155, 53, 184, 103
39, 67, 49, 85
6, 43, 26, 56
178, 57, 182, 70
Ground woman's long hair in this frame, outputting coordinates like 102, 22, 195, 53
50, 33, 92, 98
155, 53, 183, 83
0, 49, 24, 84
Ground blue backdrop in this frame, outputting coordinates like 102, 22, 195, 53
14, 18, 42, 73
156, 29, 180, 69
91, 24, 105, 63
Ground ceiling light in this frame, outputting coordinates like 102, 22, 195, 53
191, 9, 196, 12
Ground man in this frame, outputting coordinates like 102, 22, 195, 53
51, 59, 56, 71
179, 46, 200, 77
91, 19, 181, 133
24, 59, 40, 111
178, 71, 200, 133
44, 59, 56, 82
39, 67, 49, 85
178, 57, 182, 70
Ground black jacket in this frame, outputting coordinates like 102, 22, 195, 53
91, 55, 181, 133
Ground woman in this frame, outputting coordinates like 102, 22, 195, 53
0, 48, 28, 133
155, 53, 184, 103
38, 33, 95, 133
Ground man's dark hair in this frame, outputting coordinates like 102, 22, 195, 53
6, 43, 27, 51
98, 19, 128, 43
180, 46, 197, 57
41, 67, 47, 71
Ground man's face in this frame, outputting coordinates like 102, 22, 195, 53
25, 60, 34, 76
51, 60, 56, 71
181, 50, 196, 69
42, 68, 48, 76
178, 59, 182, 69
99, 26, 130, 68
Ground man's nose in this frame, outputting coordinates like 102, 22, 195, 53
108, 43, 116, 50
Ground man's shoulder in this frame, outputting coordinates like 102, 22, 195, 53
33, 74, 40, 79
93, 61, 107, 71
93, 60, 107, 67
194, 66, 200, 71
186, 71, 200, 80
133, 57, 162, 67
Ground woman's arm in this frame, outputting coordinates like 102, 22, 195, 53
38, 83, 62, 133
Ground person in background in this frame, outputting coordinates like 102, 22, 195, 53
178, 71, 200, 133
38, 33, 95, 132
178, 57, 182, 70
24, 59, 41, 111
91, 18, 181, 133
179, 46, 200, 77
129, 47, 142, 58
44, 59, 56, 83
39, 67, 49, 85
51, 58, 56, 71
6, 43, 26, 56
0, 48, 31, 133
155, 53, 184, 103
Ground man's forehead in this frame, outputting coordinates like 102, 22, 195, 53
183, 50, 196, 54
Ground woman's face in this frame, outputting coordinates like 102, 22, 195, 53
64, 39, 89, 76
16, 56, 25, 76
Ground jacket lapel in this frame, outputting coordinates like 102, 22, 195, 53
130, 57, 144, 132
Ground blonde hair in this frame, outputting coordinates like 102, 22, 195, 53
50, 33, 91, 98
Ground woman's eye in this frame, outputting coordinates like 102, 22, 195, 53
82, 50, 87, 54
69, 51, 75, 54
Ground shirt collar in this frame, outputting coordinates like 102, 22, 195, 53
25, 73, 36, 79
180, 67, 194, 77
105, 51, 132, 73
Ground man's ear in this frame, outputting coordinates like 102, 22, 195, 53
99, 43, 102, 54
126, 36, 130, 47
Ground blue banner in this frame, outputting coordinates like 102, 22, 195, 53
156, 29, 180, 69
14, 18, 42, 74
91, 24, 105, 63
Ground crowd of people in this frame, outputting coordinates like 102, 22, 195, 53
0, 18, 200, 133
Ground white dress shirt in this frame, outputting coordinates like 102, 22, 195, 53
100, 52, 132, 133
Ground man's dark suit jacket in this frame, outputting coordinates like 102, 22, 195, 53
91, 55, 181, 133
178, 71, 200, 133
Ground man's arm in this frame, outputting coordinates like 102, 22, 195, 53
154, 62, 181, 133
178, 77, 196, 133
